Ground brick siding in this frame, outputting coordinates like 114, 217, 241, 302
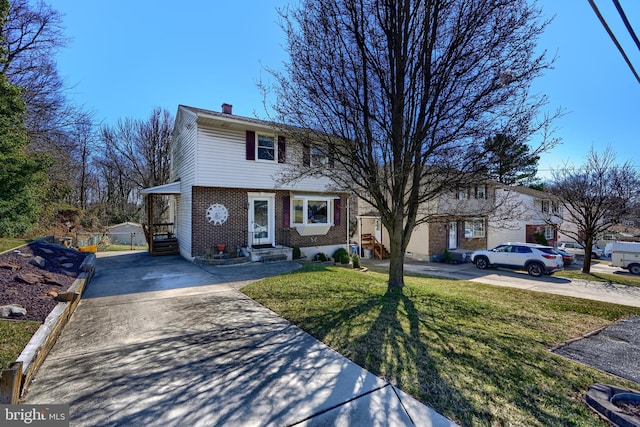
191, 186, 347, 257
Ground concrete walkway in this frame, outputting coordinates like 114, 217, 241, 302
22, 252, 456, 427
363, 258, 640, 308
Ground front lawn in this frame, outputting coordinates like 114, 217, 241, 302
242, 263, 640, 426
0, 238, 30, 253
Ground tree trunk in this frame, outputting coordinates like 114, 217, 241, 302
387, 220, 405, 288
582, 236, 594, 274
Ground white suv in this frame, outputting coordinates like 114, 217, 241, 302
471, 243, 564, 277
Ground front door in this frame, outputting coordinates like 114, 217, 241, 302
248, 194, 275, 248
448, 221, 457, 249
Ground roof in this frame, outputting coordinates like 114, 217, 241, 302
501, 185, 557, 200
108, 222, 142, 229
140, 181, 181, 194
179, 105, 281, 131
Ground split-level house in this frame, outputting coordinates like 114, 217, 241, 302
141, 104, 349, 261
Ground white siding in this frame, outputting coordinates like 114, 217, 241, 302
172, 107, 198, 259
176, 191, 192, 259
406, 223, 429, 259
195, 125, 335, 192
172, 108, 198, 187
487, 226, 523, 248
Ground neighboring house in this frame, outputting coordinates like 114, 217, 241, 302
487, 186, 562, 248
355, 183, 564, 261
141, 104, 348, 261
107, 222, 146, 247
355, 183, 494, 261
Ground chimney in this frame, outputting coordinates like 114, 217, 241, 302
221, 103, 233, 114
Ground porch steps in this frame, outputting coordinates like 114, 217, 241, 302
151, 238, 180, 256
250, 246, 293, 262
361, 234, 389, 260
261, 254, 288, 263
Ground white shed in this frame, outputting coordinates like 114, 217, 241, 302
107, 222, 147, 247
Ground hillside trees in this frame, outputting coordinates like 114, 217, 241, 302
269, 0, 559, 287
0, 0, 174, 234
0, 0, 48, 236
95, 108, 174, 224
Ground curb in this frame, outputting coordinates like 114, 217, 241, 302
0, 253, 96, 403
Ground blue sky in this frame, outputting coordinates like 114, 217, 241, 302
49, 0, 639, 177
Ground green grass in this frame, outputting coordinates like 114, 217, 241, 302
555, 269, 640, 287
242, 263, 640, 426
0, 320, 40, 369
0, 238, 30, 253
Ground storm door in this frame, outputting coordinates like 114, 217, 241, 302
448, 221, 458, 249
248, 194, 275, 248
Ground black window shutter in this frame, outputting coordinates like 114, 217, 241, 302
303, 143, 310, 167
334, 198, 341, 226
282, 196, 290, 227
246, 131, 255, 160
278, 136, 286, 163
328, 149, 335, 168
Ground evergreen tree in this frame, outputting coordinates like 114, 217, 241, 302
0, 0, 47, 236
483, 134, 540, 185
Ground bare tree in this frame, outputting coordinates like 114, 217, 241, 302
1, 0, 73, 141
549, 147, 640, 273
98, 107, 174, 224
267, 0, 559, 287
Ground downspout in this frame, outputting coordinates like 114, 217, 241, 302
346, 196, 350, 249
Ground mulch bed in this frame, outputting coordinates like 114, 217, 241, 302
0, 241, 89, 322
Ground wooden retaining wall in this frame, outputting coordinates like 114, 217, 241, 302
0, 253, 95, 403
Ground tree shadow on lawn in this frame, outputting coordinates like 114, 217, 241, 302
297, 284, 603, 426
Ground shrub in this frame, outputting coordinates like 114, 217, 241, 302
332, 247, 349, 262
352, 253, 361, 268
316, 252, 327, 262
293, 246, 301, 260
340, 254, 350, 264
533, 232, 549, 246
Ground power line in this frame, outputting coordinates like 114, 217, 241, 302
612, 0, 640, 52
587, 0, 640, 84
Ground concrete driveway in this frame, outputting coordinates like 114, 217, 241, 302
364, 258, 640, 308
22, 251, 455, 427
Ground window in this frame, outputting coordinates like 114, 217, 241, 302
541, 200, 548, 213
544, 225, 554, 240
541, 200, 559, 214
292, 197, 331, 225
257, 134, 275, 161
311, 145, 328, 166
458, 187, 470, 200
464, 218, 485, 238
475, 185, 486, 199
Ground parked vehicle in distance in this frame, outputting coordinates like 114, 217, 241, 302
553, 249, 576, 266
610, 242, 640, 275
471, 243, 564, 277
558, 241, 604, 259
604, 242, 613, 258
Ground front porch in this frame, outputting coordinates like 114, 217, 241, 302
140, 182, 181, 256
